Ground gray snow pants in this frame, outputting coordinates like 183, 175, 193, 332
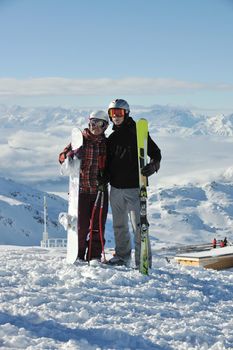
110, 186, 151, 267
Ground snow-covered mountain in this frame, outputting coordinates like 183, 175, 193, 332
0, 104, 89, 130
1, 166, 233, 247
149, 166, 233, 246
0, 177, 67, 245
134, 105, 233, 136
1, 104, 233, 136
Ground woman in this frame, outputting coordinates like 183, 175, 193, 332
59, 111, 109, 262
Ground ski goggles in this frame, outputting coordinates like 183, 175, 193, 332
89, 118, 107, 128
108, 108, 125, 118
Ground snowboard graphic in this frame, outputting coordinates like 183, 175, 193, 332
59, 127, 83, 264
136, 118, 150, 275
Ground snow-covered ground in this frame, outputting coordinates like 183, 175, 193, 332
1, 245, 233, 350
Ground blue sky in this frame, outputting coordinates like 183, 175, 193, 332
0, 0, 233, 112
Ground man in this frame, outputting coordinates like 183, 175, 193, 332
59, 111, 109, 262
106, 99, 161, 268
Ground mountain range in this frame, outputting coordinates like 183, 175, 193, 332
1, 104, 233, 136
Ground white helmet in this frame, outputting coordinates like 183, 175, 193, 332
89, 110, 109, 123
108, 99, 130, 114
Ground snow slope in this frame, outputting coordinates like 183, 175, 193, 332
1, 166, 233, 248
0, 177, 67, 245
0, 245, 233, 350
149, 167, 233, 245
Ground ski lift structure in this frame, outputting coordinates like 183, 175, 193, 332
40, 195, 67, 248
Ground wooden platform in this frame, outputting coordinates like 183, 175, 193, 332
174, 246, 233, 270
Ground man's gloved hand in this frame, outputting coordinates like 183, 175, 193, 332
141, 159, 160, 177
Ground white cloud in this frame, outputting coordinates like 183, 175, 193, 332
0, 77, 232, 97
8, 130, 60, 150
0, 130, 64, 181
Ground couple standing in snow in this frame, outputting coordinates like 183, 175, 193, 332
59, 99, 161, 269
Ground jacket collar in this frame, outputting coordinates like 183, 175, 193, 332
112, 117, 135, 131
83, 128, 106, 143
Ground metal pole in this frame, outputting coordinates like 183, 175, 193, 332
43, 195, 48, 242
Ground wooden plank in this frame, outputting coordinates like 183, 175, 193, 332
175, 247, 233, 270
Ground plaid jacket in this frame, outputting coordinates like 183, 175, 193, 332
60, 128, 107, 194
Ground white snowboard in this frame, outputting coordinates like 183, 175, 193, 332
59, 127, 83, 264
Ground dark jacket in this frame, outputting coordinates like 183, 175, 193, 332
106, 117, 161, 189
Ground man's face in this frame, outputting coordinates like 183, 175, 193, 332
108, 108, 125, 126
111, 116, 125, 126
89, 118, 107, 135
